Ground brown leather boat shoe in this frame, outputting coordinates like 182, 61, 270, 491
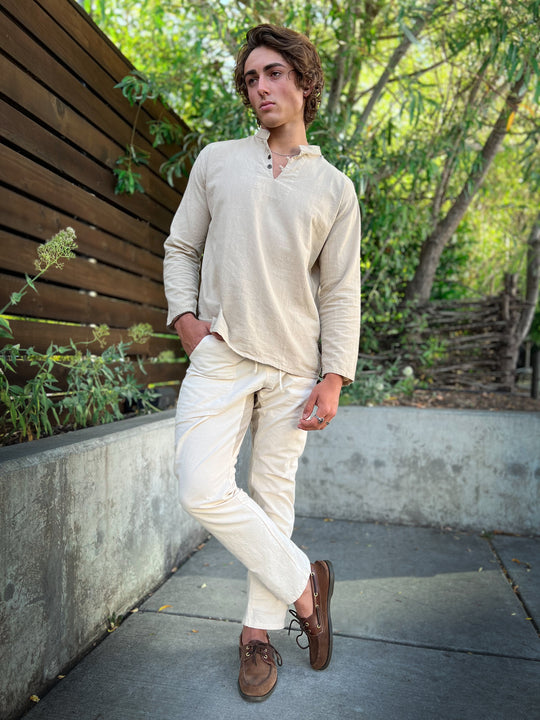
238, 634, 282, 702
288, 559, 334, 670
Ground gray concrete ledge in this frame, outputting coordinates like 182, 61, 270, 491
294, 406, 540, 533
0, 411, 207, 720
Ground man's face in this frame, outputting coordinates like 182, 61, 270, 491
243, 46, 306, 129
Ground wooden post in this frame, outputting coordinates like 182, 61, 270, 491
499, 273, 520, 391
532, 345, 539, 399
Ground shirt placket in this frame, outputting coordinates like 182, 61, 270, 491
264, 147, 302, 177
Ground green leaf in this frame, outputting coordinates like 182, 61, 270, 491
9, 291, 23, 306
401, 23, 419, 45
25, 274, 38, 293
0, 316, 13, 338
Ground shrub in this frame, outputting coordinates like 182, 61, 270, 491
340, 358, 419, 407
0, 229, 158, 445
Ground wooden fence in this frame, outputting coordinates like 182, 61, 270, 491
363, 285, 533, 393
400, 297, 517, 390
1, 0, 190, 394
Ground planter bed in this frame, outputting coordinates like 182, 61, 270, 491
0, 410, 207, 720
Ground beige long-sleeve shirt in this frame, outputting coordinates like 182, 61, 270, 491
163, 128, 361, 384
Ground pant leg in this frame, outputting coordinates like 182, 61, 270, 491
243, 370, 317, 629
174, 336, 311, 620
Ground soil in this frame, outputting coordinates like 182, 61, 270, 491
383, 388, 540, 412
2, 386, 538, 449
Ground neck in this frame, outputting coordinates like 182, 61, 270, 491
266, 123, 307, 156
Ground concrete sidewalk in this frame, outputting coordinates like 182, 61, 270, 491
22, 518, 540, 720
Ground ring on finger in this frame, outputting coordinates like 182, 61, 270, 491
315, 415, 324, 424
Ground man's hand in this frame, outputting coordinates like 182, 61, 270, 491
298, 373, 343, 431
173, 313, 212, 357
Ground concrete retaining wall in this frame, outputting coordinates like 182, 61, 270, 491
295, 406, 540, 533
0, 410, 207, 720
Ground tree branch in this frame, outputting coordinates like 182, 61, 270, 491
354, 58, 448, 102
431, 53, 492, 220
516, 213, 540, 345
404, 71, 529, 304
350, 0, 443, 142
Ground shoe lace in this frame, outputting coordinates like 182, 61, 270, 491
287, 568, 321, 649
287, 609, 310, 650
243, 640, 283, 667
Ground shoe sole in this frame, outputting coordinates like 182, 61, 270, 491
238, 681, 277, 702
316, 559, 334, 671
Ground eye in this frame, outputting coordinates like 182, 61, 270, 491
269, 71, 283, 80
246, 77, 258, 87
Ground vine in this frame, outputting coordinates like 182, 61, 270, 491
114, 71, 199, 194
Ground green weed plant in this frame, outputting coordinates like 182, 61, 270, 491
0, 229, 158, 445
340, 358, 419, 407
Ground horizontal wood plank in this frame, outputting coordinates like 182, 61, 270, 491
0, 54, 119, 174
1, 144, 166, 255
37, 0, 194, 171
1, 318, 184, 358
2, 3, 162, 161
1, 4, 189, 203
0, 232, 167, 308
1, 0, 194, 399
1, 273, 169, 330
3, 359, 187, 388
0, 99, 175, 235
0, 189, 164, 281
0, 56, 183, 218
3, 0, 190, 162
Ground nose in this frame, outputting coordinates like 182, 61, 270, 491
257, 76, 270, 94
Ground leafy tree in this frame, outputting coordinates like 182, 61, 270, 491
81, 0, 540, 329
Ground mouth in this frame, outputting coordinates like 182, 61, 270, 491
259, 101, 275, 111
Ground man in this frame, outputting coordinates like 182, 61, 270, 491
163, 24, 360, 702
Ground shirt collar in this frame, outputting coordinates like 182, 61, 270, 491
255, 127, 321, 157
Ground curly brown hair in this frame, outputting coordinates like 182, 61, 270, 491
234, 24, 324, 127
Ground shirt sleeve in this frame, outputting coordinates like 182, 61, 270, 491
163, 146, 211, 328
318, 177, 361, 385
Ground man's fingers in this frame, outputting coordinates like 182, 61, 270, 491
301, 393, 316, 420
298, 414, 329, 431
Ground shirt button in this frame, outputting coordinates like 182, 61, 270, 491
267, 154, 271, 159
267, 164, 272, 169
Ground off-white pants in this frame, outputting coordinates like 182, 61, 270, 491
174, 335, 317, 630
